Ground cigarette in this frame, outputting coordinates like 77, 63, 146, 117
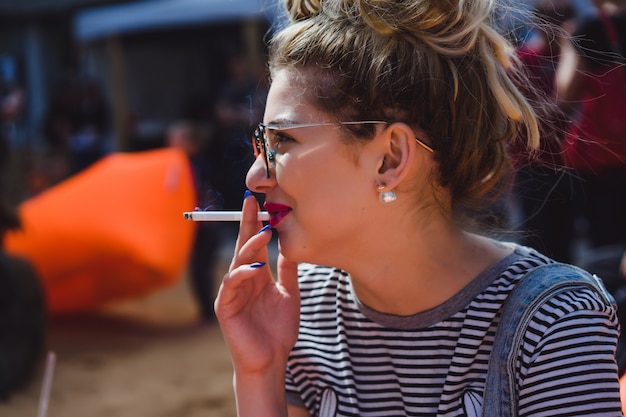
183, 211, 270, 222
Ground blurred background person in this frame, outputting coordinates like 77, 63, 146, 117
42, 76, 110, 178
556, 0, 626, 372
0, 73, 25, 196
207, 49, 268, 212
511, 0, 578, 264
555, 0, 626, 274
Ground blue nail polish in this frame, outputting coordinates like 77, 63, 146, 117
256, 224, 272, 234
243, 190, 252, 200
250, 262, 266, 268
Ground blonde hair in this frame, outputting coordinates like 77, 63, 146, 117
270, 0, 545, 218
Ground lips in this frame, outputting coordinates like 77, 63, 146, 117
264, 202, 292, 227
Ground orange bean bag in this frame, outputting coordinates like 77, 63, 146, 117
4, 148, 197, 314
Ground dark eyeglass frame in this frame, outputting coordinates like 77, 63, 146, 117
252, 121, 434, 178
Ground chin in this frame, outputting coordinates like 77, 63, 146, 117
277, 234, 318, 264
276, 225, 346, 266
276, 237, 303, 263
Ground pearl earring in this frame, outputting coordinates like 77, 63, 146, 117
377, 184, 397, 204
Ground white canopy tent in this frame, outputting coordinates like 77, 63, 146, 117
74, 0, 283, 42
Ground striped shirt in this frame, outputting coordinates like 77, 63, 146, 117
285, 244, 623, 416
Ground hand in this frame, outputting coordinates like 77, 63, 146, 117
214, 193, 300, 375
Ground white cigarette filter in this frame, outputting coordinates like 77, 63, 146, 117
183, 211, 270, 222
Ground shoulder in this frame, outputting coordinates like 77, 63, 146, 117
530, 283, 617, 330
515, 280, 620, 411
514, 260, 615, 315
500, 249, 617, 319
493, 254, 620, 386
504, 260, 619, 364
490, 246, 616, 322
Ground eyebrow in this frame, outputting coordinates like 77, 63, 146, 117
265, 118, 300, 125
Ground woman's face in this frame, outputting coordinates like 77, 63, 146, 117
246, 69, 382, 263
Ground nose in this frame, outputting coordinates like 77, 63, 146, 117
246, 156, 275, 194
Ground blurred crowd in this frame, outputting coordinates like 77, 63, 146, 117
1, 0, 626, 397
510, 0, 626, 291
511, 0, 626, 370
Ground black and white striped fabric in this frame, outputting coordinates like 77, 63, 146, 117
285, 245, 622, 417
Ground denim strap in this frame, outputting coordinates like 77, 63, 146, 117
481, 263, 615, 417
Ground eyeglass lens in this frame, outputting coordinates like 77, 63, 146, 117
252, 124, 272, 178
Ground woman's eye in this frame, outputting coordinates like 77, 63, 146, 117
269, 132, 294, 154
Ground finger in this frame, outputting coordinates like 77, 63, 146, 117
219, 262, 266, 296
276, 253, 299, 296
230, 192, 269, 271
215, 262, 269, 316
234, 191, 263, 253
241, 191, 263, 235
232, 225, 272, 269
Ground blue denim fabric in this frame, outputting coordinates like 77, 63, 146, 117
482, 263, 616, 417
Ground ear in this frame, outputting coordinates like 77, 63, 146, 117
376, 122, 416, 190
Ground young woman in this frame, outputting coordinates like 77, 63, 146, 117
214, 0, 623, 415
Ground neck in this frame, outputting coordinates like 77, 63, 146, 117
337, 216, 512, 316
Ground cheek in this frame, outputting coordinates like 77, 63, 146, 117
279, 151, 368, 211
276, 153, 324, 200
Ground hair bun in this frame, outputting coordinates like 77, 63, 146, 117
355, 0, 405, 36
285, 0, 323, 21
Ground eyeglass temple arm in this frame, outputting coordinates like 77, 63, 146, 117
415, 137, 434, 153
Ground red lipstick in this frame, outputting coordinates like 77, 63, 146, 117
264, 202, 292, 227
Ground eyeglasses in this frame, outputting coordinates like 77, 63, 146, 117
252, 121, 434, 178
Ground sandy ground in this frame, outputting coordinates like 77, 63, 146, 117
0, 236, 251, 417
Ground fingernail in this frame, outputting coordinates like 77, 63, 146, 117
250, 262, 265, 268
256, 224, 272, 234
243, 190, 252, 200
